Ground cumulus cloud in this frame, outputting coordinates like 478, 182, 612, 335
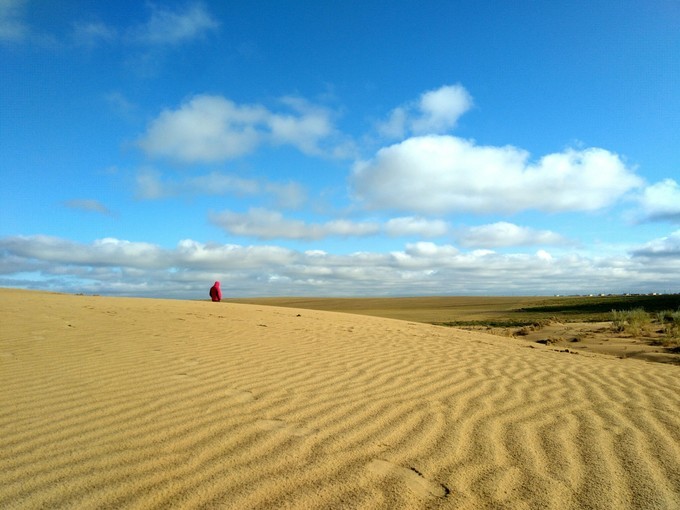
268, 96, 336, 155
137, 94, 342, 163
135, 169, 306, 208
457, 222, 568, 248
138, 96, 265, 162
377, 84, 473, 139
636, 179, 680, 223
352, 135, 643, 214
210, 210, 450, 241
174, 239, 296, 269
385, 217, 449, 237
0, 235, 165, 269
536, 249, 553, 261
3, 235, 675, 297
631, 230, 680, 258
128, 2, 218, 45
0, 235, 295, 271
402, 241, 459, 260
209, 208, 380, 240
63, 199, 113, 216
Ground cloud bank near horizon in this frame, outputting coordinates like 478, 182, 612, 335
1, 234, 677, 298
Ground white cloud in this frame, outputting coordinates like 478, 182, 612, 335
209, 208, 380, 240
129, 2, 218, 45
210, 208, 449, 240
135, 169, 306, 208
211, 210, 450, 241
385, 217, 449, 237
0, 0, 27, 42
404, 241, 459, 259
352, 135, 643, 214
457, 222, 567, 248
536, 249, 553, 261
138, 96, 265, 162
0, 235, 165, 269
0, 235, 295, 272
636, 179, 680, 223
3, 235, 676, 297
632, 230, 680, 258
268, 96, 336, 155
411, 84, 473, 134
377, 84, 473, 139
138, 94, 342, 163
378, 107, 408, 139
174, 239, 296, 269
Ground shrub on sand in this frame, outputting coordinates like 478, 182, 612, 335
657, 309, 680, 345
611, 308, 651, 336
611, 309, 627, 332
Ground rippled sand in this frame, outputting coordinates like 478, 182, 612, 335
1, 289, 679, 509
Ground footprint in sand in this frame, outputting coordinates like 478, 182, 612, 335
255, 419, 315, 437
367, 459, 449, 499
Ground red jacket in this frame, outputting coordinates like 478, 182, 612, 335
209, 281, 222, 302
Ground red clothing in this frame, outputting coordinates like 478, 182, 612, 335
209, 281, 222, 302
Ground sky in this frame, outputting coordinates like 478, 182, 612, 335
1, 0, 679, 298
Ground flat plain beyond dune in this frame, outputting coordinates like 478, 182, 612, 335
1, 290, 679, 509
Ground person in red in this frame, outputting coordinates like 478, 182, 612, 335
209, 281, 222, 302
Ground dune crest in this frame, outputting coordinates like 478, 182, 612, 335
1, 289, 679, 509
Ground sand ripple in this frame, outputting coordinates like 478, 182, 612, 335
1, 289, 679, 509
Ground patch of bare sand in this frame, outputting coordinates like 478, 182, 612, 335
1, 289, 679, 509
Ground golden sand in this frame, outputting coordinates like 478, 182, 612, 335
1, 289, 679, 509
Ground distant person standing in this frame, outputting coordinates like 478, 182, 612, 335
209, 281, 222, 302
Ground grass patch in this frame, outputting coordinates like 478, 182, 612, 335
611, 308, 651, 336
611, 307, 680, 346
229, 294, 680, 327
519, 295, 680, 321
657, 309, 680, 345
433, 319, 548, 329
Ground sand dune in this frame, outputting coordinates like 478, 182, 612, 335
1, 289, 679, 509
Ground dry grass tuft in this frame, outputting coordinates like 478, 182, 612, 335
611, 308, 650, 336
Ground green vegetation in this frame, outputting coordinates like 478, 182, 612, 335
657, 309, 680, 345
517, 295, 680, 322
230, 294, 680, 325
432, 319, 549, 329
611, 308, 651, 335
611, 307, 680, 345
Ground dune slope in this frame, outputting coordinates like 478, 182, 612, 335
1, 289, 679, 509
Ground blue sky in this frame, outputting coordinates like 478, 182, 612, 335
1, 0, 679, 298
